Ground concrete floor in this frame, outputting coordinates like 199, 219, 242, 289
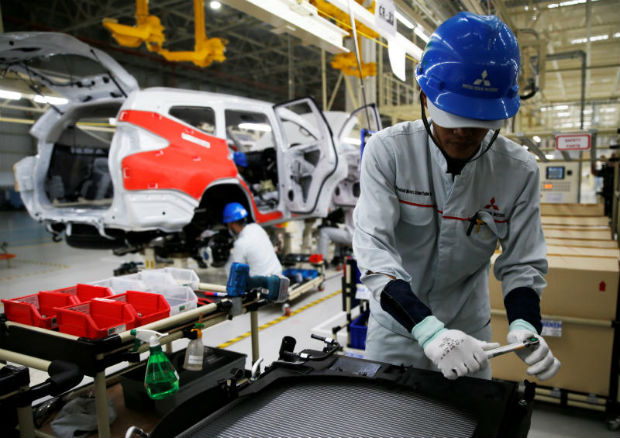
1, 210, 618, 437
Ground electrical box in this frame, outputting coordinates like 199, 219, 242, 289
538, 161, 580, 203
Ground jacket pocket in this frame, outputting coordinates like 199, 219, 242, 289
468, 211, 506, 250
399, 201, 435, 226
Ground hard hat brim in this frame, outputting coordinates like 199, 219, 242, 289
426, 99, 505, 130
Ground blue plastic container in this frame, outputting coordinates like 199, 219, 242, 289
349, 310, 369, 350
282, 268, 319, 283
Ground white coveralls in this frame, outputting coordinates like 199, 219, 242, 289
353, 120, 547, 378
225, 223, 282, 277
317, 209, 354, 260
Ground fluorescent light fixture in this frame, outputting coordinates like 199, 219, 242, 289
571, 34, 608, 44
548, 0, 586, 8
554, 105, 568, 110
0, 89, 23, 100
557, 112, 570, 117
395, 11, 414, 30
533, 136, 541, 143
344, 137, 362, 146
108, 117, 117, 126
541, 107, 549, 112
238, 122, 272, 132
601, 107, 617, 113
545, 154, 555, 160
209, 1, 221, 10
614, 32, 620, 38
33, 95, 69, 105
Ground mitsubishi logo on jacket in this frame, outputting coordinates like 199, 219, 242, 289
483, 197, 505, 218
484, 197, 499, 211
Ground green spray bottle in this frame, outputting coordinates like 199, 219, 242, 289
131, 329, 179, 400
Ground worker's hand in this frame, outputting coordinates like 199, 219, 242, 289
413, 316, 499, 380
507, 319, 561, 381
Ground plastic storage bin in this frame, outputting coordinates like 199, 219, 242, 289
111, 269, 199, 315
56, 299, 138, 338
41, 284, 114, 302
89, 277, 148, 294
349, 310, 369, 350
2, 291, 81, 329
108, 291, 170, 326
155, 285, 197, 315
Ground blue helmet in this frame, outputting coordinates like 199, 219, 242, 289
222, 202, 248, 224
415, 12, 520, 122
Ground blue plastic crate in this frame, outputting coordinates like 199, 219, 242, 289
349, 310, 369, 350
282, 268, 319, 283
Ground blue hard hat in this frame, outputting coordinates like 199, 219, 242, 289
415, 12, 520, 121
222, 202, 248, 224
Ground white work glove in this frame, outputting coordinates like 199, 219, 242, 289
507, 319, 561, 381
412, 316, 500, 380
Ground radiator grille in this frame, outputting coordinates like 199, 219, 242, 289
178, 380, 476, 438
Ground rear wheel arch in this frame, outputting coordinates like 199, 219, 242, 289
191, 182, 255, 229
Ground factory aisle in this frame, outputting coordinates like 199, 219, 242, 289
0, 210, 618, 437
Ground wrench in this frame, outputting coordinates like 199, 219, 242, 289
486, 336, 540, 359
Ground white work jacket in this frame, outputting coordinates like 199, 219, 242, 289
353, 120, 547, 338
225, 223, 282, 277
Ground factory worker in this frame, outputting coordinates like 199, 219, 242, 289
353, 12, 561, 381
316, 208, 354, 266
223, 202, 282, 277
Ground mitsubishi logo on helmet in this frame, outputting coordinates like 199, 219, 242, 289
462, 70, 498, 93
473, 70, 491, 87
484, 197, 499, 211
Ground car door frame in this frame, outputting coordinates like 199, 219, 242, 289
273, 96, 339, 216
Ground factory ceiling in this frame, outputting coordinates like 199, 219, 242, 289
0, 0, 618, 139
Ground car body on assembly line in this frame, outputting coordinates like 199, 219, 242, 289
1, 32, 380, 265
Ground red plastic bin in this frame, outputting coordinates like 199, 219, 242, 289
56, 299, 138, 338
41, 284, 114, 302
108, 291, 170, 326
2, 291, 81, 329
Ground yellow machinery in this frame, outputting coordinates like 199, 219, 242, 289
103, 0, 226, 68
311, 0, 377, 78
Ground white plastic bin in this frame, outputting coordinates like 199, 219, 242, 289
89, 277, 148, 294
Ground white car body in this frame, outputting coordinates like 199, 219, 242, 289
2, 32, 380, 259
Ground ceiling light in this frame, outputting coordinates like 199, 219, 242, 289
344, 137, 362, 146
209, 1, 221, 10
557, 112, 570, 117
395, 11, 414, 30
571, 34, 608, 44
545, 154, 555, 160
554, 105, 568, 110
601, 108, 617, 113
614, 32, 620, 38
238, 122, 272, 132
533, 136, 541, 142
0, 89, 23, 100
33, 95, 69, 105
